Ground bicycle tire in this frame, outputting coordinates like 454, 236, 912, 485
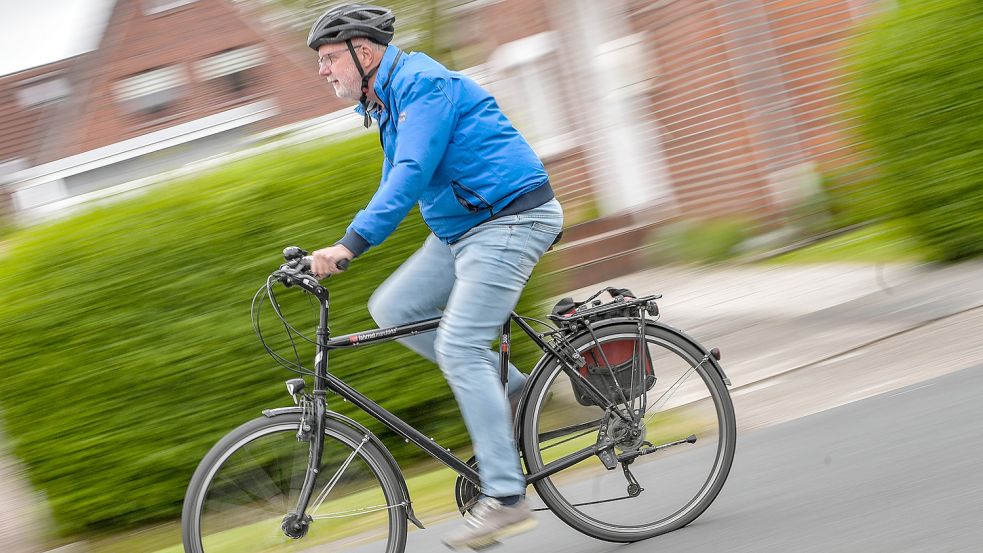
520, 321, 736, 542
182, 413, 408, 553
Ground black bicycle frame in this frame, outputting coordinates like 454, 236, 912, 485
289, 275, 615, 492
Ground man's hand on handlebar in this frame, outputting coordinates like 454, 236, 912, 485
310, 244, 354, 278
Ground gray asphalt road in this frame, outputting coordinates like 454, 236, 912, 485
395, 364, 983, 553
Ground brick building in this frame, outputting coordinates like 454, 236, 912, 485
0, 0, 347, 221
3, 0, 882, 285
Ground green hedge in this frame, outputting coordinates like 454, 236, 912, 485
853, 0, 983, 260
0, 135, 554, 535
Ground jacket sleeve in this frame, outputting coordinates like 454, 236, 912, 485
338, 77, 457, 256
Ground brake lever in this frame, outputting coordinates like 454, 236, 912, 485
274, 264, 296, 287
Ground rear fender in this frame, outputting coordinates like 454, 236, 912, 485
562, 317, 731, 386
512, 318, 731, 447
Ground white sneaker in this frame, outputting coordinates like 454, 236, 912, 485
442, 497, 537, 550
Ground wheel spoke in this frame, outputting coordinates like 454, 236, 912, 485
523, 324, 735, 540
646, 363, 697, 416
310, 501, 407, 520
540, 426, 598, 451
186, 418, 405, 552
211, 459, 282, 515
309, 435, 370, 515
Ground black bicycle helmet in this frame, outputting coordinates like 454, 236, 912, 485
307, 3, 395, 50
308, 4, 396, 128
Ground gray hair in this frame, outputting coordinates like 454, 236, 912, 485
351, 37, 388, 54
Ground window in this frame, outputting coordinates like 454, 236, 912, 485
225, 71, 248, 93
144, 0, 197, 15
445, 0, 505, 13
114, 66, 187, 116
488, 32, 576, 158
17, 77, 70, 108
194, 45, 267, 93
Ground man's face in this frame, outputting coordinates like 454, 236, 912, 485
318, 43, 363, 101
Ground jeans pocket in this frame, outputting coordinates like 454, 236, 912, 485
531, 220, 563, 235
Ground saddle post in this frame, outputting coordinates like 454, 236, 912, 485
499, 319, 512, 391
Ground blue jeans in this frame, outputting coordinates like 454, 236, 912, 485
368, 199, 563, 497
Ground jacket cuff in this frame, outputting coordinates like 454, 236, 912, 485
336, 230, 371, 258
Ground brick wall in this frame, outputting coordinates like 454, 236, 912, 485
459, 0, 879, 230
59, 0, 346, 160
0, 60, 75, 165
542, 147, 597, 223
760, 0, 870, 171
631, 0, 778, 220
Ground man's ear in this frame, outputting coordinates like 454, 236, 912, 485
362, 46, 376, 68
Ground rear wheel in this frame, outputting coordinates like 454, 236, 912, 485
182, 413, 408, 553
520, 322, 736, 542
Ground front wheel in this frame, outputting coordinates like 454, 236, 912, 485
182, 413, 408, 553
521, 322, 736, 542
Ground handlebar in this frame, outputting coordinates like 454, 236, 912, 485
275, 246, 349, 288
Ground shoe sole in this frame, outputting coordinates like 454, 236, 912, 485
443, 517, 538, 550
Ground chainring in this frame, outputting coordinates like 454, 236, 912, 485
453, 456, 481, 516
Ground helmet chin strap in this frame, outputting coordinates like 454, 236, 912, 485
346, 39, 380, 128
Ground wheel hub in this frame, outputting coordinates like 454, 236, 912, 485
608, 416, 646, 452
281, 512, 312, 539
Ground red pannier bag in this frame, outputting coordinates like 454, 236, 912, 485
570, 339, 655, 407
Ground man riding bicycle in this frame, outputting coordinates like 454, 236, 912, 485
305, 3, 563, 550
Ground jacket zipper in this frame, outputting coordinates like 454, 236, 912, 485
451, 180, 494, 215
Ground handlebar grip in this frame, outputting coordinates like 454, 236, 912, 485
300, 256, 350, 273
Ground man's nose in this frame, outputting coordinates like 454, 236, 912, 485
318, 64, 331, 77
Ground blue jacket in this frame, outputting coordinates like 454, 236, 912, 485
337, 45, 551, 256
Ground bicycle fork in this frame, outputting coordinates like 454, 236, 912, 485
280, 393, 327, 539
280, 294, 335, 539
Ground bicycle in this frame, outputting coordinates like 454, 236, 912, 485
181, 246, 736, 552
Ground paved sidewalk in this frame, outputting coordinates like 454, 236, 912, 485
0, 426, 46, 553
565, 261, 983, 392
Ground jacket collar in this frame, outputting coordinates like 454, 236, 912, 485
354, 45, 404, 118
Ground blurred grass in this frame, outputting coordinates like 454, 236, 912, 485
90, 402, 705, 553
767, 220, 938, 264
85, 459, 463, 553
646, 217, 754, 265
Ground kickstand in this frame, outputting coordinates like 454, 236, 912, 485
622, 462, 643, 497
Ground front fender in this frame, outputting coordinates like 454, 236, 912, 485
261, 406, 425, 529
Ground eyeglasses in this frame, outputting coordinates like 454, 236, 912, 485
317, 47, 355, 68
